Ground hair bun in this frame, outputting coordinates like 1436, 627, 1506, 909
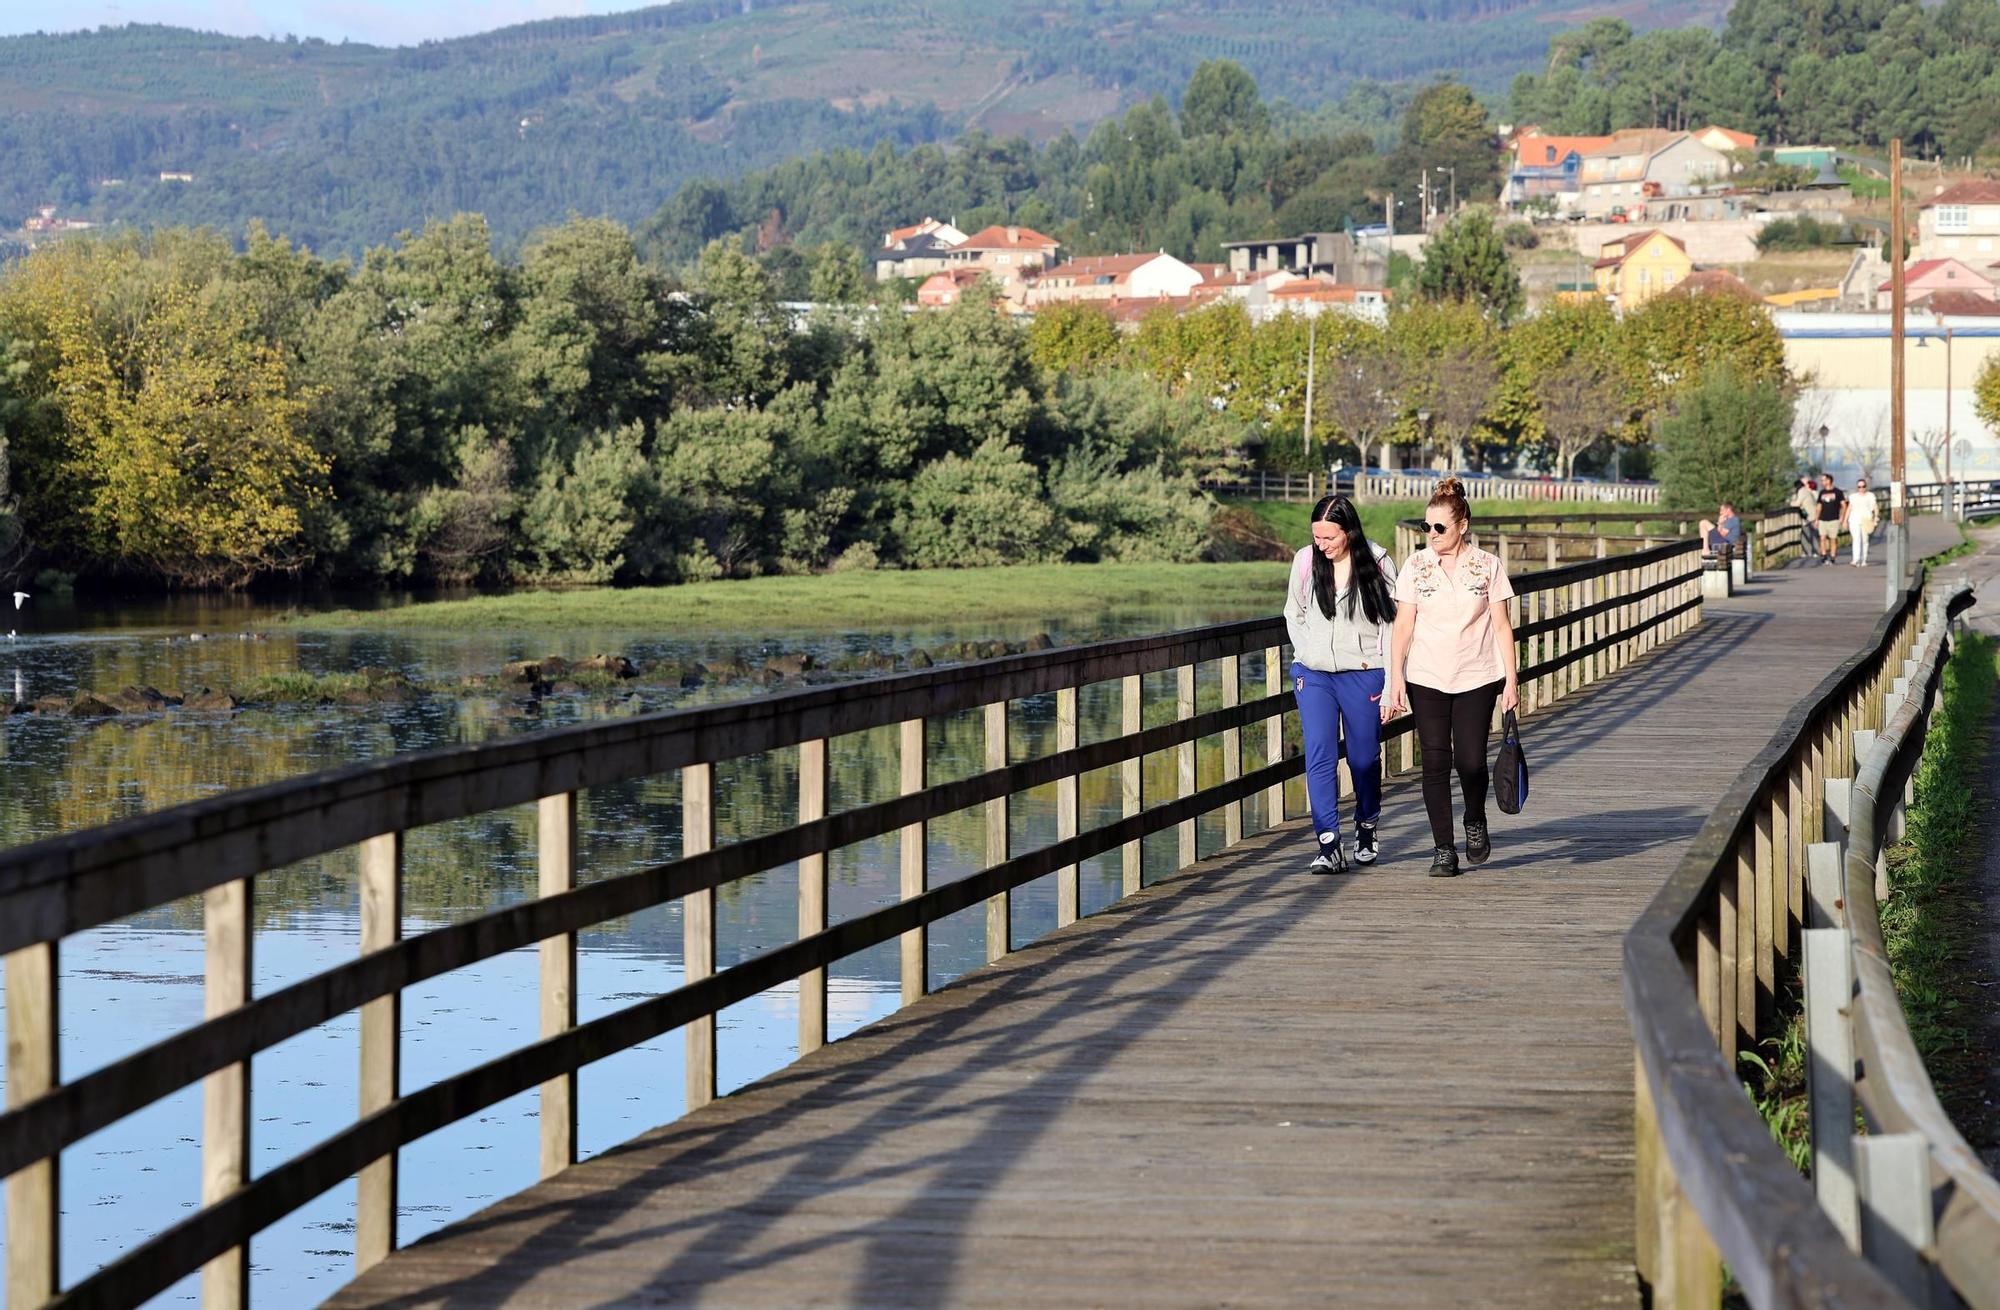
1433, 476, 1466, 499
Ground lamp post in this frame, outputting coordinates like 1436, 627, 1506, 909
1818, 424, 1829, 474
1435, 166, 1457, 218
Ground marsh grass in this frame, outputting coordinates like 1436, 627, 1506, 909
284, 561, 1289, 634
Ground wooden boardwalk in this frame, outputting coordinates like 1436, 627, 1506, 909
329, 524, 1958, 1310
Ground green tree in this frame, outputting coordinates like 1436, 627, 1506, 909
1656, 365, 1799, 513
1026, 303, 1123, 376
518, 422, 646, 583
1179, 60, 1268, 138
51, 283, 326, 587
1620, 289, 1787, 414
1415, 210, 1523, 324
1973, 353, 2000, 433
897, 438, 1060, 567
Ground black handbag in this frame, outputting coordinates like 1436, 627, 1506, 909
1495, 710, 1529, 815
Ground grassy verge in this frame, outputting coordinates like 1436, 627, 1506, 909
285, 561, 1290, 633
1739, 631, 1999, 1178
1878, 631, 1998, 1114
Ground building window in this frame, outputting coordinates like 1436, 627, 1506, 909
1937, 205, 1970, 233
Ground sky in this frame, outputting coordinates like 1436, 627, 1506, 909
0, 1, 647, 46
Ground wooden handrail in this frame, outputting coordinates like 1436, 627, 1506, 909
1621, 564, 1935, 1308
1839, 587, 2000, 1306
3, 539, 1706, 1310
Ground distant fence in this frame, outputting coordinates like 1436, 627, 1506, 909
1201, 471, 1662, 505
0, 538, 1703, 1309
1393, 506, 1807, 576
1358, 473, 1662, 505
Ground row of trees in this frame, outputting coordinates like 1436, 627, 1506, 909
1024, 217, 1785, 487
1511, 4, 2000, 159
0, 218, 1234, 589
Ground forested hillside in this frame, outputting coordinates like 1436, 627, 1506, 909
0, 0, 1719, 256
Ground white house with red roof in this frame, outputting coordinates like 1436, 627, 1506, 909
1916, 180, 2000, 262
882, 217, 967, 249
872, 217, 969, 283
1873, 257, 1996, 310
1692, 125, 1757, 154
1025, 252, 1203, 305
944, 225, 1062, 285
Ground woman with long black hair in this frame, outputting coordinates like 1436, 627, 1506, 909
1284, 493, 1398, 874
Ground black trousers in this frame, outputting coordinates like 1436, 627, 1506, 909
1407, 679, 1503, 848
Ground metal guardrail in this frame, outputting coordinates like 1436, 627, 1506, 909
1623, 561, 1998, 1309
1, 540, 1705, 1309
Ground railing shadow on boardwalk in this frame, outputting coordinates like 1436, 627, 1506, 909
339, 836, 1328, 1310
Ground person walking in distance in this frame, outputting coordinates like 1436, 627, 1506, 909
1791, 475, 1820, 564
1381, 478, 1520, 878
1848, 476, 1880, 567
1814, 471, 1848, 565
1285, 494, 1398, 874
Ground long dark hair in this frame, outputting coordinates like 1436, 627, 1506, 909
1308, 494, 1395, 626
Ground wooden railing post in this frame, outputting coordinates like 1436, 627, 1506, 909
683, 763, 716, 1112
1220, 654, 1243, 848
1755, 798, 1777, 1029
357, 831, 403, 1273
1121, 675, 1143, 895
6, 941, 60, 1307
1176, 663, 1197, 870
1735, 840, 1757, 1047
1265, 648, 1286, 819
202, 877, 253, 1310
538, 792, 578, 1176
899, 718, 928, 1003
1055, 688, 1081, 928
798, 740, 829, 1054
985, 700, 1010, 962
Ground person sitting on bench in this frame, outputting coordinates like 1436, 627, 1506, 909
1698, 502, 1741, 558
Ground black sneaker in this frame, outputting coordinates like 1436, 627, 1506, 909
1309, 840, 1350, 875
1465, 821, 1491, 866
1429, 845, 1461, 877
1354, 823, 1378, 865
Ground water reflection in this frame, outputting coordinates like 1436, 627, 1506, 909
0, 590, 1291, 1306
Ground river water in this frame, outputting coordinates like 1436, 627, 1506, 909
0, 587, 1285, 1306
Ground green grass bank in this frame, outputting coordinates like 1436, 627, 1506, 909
287, 561, 1293, 634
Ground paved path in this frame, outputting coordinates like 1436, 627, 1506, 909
330, 522, 1958, 1310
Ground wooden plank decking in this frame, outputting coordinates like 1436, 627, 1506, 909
328, 523, 1958, 1310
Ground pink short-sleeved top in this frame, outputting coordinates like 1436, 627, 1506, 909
1393, 545, 1515, 693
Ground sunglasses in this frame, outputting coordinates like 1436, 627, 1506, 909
1425, 521, 1455, 534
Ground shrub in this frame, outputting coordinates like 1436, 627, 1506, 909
1755, 216, 1842, 252
1501, 221, 1540, 250
1655, 364, 1800, 513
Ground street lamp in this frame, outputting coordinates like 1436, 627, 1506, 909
1817, 424, 1829, 473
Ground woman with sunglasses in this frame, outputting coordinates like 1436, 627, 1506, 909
1285, 493, 1398, 874
1381, 478, 1519, 877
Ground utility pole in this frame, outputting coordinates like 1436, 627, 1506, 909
1888, 138, 1908, 606
1943, 316, 1955, 517
1303, 312, 1317, 458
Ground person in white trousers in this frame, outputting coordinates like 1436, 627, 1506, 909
1848, 477, 1881, 566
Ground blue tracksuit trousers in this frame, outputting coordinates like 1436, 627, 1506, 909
1293, 664, 1385, 845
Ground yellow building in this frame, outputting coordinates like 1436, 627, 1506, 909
1592, 229, 1693, 308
